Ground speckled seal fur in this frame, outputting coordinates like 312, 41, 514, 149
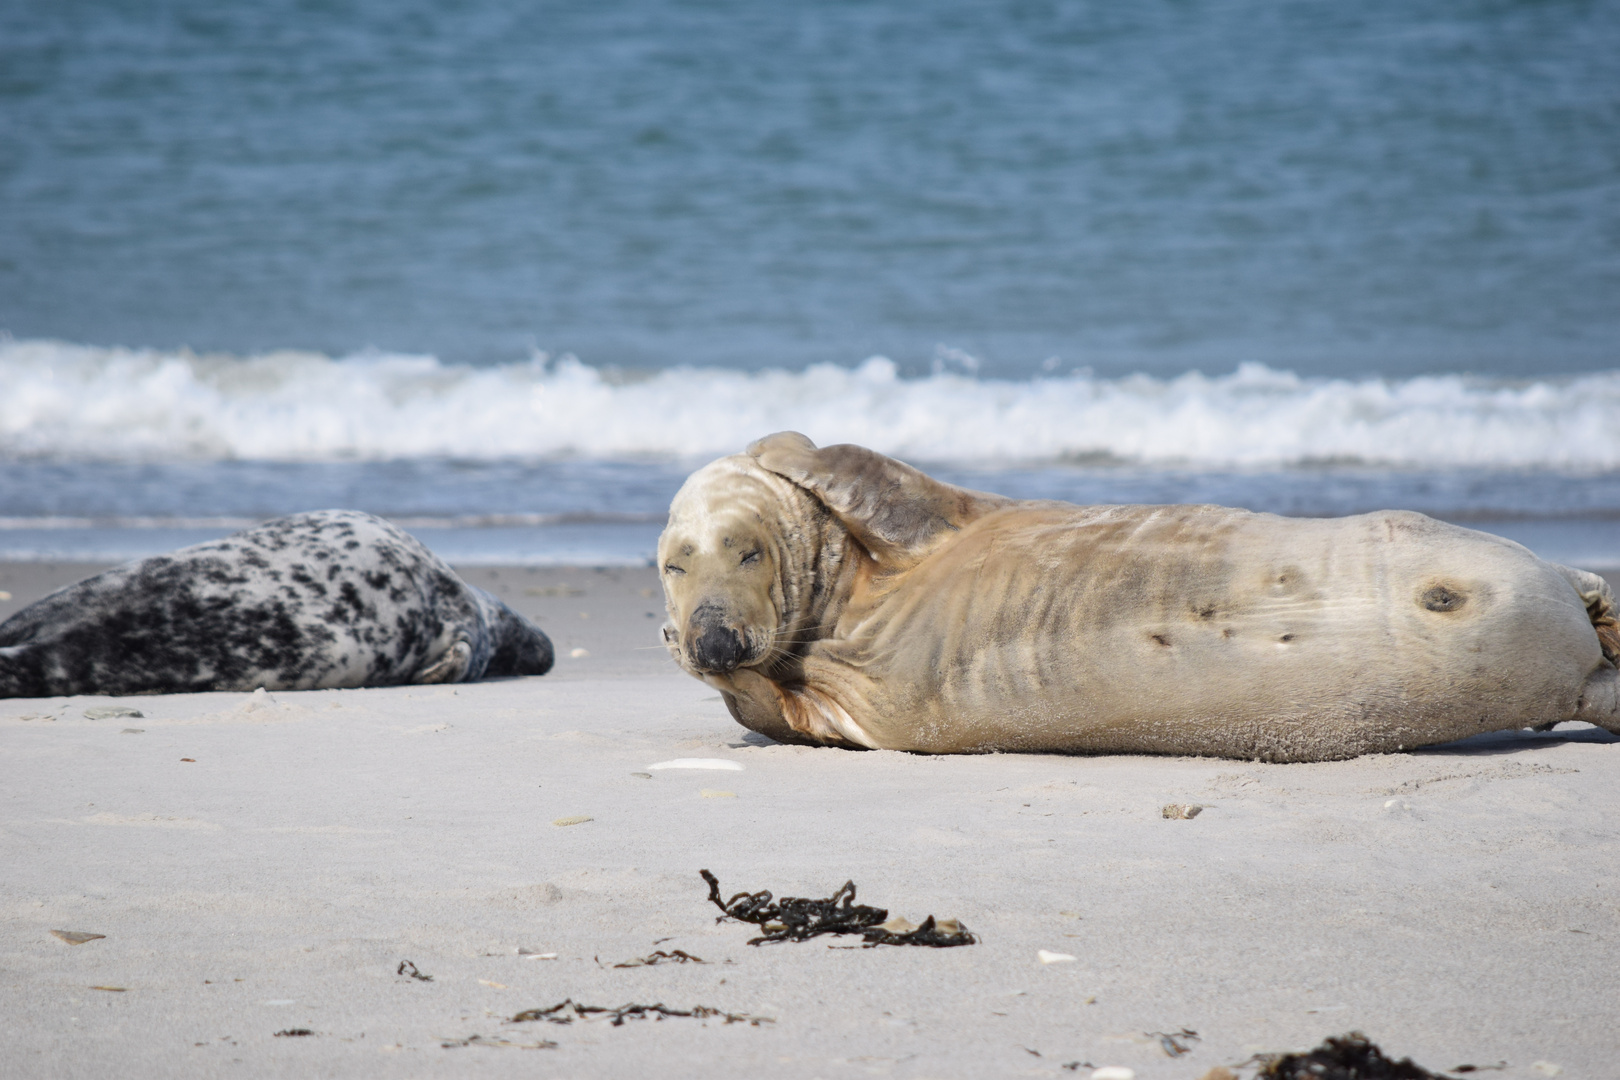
0, 510, 553, 697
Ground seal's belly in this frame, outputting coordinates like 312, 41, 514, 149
808, 504, 1598, 759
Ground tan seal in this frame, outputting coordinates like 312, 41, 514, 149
657, 432, 1620, 762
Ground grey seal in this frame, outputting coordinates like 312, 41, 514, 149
0, 510, 553, 697
658, 432, 1620, 761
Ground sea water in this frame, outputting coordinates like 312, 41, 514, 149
1, 1, 1616, 566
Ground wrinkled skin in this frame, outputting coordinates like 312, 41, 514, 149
658, 432, 1620, 761
658, 456, 858, 742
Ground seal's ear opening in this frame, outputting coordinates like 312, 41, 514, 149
747, 431, 1009, 568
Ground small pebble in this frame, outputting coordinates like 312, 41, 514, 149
699, 789, 737, 799
1162, 803, 1203, 819
1532, 1064, 1563, 1077
239, 687, 277, 712
1091, 1068, 1135, 1080
630, 771, 653, 779
1037, 949, 1076, 964
51, 930, 105, 945
569, 648, 589, 658
552, 815, 593, 827
121, 728, 144, 734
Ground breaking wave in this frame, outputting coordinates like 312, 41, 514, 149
2, 339, 1617, 468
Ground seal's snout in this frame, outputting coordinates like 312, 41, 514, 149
686, 603, 749, 673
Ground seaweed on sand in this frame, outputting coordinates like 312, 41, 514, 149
1258, 1032, 1450, 1080
699, 869, 977, 947
613, 949, 705, 967
507, 999, 771, 1027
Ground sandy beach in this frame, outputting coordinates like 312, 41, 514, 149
2, 561, 1617, 1079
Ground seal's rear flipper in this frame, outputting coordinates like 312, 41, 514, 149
747, 432, 1009, 568
1550, 562, 1620, 666
1574, 665, 1620, 732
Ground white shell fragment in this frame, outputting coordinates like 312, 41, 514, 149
699, 789, 737, 799
1037, 949, 1077, 964
551, 815, 593, 827
1091, 1069, 1136, 1080
646, 758, 744, 771
84, 706, 143, 720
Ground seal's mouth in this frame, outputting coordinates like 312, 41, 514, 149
674, 602, 768, 674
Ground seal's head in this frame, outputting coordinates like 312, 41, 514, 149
658, 452, 846, 678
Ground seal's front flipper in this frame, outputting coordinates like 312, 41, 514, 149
747, 432, 1009, 568
710, 668, 822, 746
415, 639, 472, 684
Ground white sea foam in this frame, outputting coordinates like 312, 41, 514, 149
2, 339, 1617, 468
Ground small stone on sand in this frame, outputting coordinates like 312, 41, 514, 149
630, 772, 652, 778
552, 815, 593, 827
1161, 803, 1203, 819
51, 930, 105, 945
121, 728, 144, 734
699, 789, 737, 798
569, 648, 589, 658
1091, 1069, 1135, 1080
1037, 949, 1076, 964
239, 687, 277, 712
84, 706, 143, 720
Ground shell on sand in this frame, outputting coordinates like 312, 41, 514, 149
647, 758, 744, 771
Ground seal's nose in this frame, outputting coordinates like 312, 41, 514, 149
687, 605, 748, 672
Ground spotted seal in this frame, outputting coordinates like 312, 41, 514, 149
657, 432, 1620, 762
0, 510, 554, 697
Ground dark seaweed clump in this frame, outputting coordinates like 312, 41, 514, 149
508, 999, 770, 1027
699, 869, 976, 947
1259, 1032, 1449, 1080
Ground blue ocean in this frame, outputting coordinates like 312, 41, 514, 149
2, 0, 1617, 566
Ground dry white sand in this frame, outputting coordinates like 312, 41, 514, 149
2, 563, 1617, 1079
